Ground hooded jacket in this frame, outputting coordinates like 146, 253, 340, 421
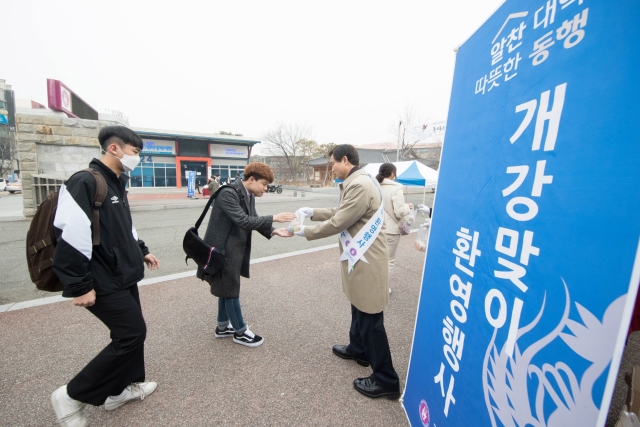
52, 159, 149, 298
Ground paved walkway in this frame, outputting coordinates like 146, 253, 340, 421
0, 192, 23, 221
607, 331, 640, 426
0, 238, 425, 426
1, 230, 633, 426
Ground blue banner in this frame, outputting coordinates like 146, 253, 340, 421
403, 2, 640, 427
187, 171, 196, 197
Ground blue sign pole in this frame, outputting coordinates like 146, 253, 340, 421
402, 2, 640, 427
187, 171, 196, 198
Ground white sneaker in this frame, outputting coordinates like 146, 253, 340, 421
104, 381, 158, 411
51, 385, 87, 427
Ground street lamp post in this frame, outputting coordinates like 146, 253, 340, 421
396, 120, 402, 162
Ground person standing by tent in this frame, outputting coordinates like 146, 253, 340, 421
377, 163, 413, 293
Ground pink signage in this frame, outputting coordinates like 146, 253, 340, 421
47, 79, 75, 117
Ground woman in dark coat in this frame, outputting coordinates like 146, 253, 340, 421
196, 162, 295, 347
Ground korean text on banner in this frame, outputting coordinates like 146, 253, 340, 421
402, 2, 640, 427
187, 171, 196, 198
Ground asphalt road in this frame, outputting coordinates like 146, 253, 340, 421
0, 193, 434, 305
0, 191, 23, 220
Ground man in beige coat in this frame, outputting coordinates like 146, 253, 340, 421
294, 144, 400, 399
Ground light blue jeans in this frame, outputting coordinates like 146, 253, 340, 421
217, 297, 247, 334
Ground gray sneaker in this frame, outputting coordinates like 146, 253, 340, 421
104, 381, 158, 411
215, 324, 235, 338
51, 385, 86, 427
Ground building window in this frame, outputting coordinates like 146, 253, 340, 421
211, 164, 245, 183
130, 162, 177, 187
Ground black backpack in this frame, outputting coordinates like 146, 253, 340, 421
26, 169, 108, 292
182, 186, 238, 275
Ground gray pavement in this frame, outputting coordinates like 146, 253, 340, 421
0, 188, 634, 426
607, 332, 640, 426
0, 237, 424, 426
0, 193, 435, 306
0, 192, 24, 221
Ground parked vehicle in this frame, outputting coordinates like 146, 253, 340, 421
0, 178, 6, 191
267, 184, 283, 194
6, 180, 22, 194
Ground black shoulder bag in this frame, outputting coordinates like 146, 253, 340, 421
182, 186, 236, 275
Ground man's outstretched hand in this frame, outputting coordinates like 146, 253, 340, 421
274, 212, 297, 223
299, 207, 314, 218
273, 228, 294, 237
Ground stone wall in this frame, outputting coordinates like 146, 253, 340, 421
15, 112, 119, 217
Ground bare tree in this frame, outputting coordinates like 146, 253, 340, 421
262, 122, 315, 182
314, 142, 336, 186
389, 104, 433, 160
297, 138, 320, 182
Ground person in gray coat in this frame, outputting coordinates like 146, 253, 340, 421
196, 162, 295, 347
207, 176, 219, 195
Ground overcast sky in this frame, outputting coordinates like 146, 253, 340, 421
5, 0, 503, 153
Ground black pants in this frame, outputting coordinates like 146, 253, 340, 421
67, 285, 147, 406
347, 304, 399, 391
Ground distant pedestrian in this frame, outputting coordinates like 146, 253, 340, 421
208, 176, 219, 195
196, 162, 295, 347
226, 175, 231, 185
377, 163, 414, 293
50, 126, 160, 426
195, 179, 201, 194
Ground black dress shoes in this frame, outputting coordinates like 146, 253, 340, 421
332, 345, 370, 367
353, 376, 401, 400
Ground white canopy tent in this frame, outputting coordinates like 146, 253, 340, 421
362, 160, 438, 204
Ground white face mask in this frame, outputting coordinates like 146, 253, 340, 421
105, 146, 141, 172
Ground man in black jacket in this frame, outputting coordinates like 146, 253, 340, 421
50, 126, 160, 427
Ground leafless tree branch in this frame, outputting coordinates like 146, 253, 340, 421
262, 122, 315, 181
388, 104, 434, 160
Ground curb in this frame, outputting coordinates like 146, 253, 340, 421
0, 216, 26, 222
